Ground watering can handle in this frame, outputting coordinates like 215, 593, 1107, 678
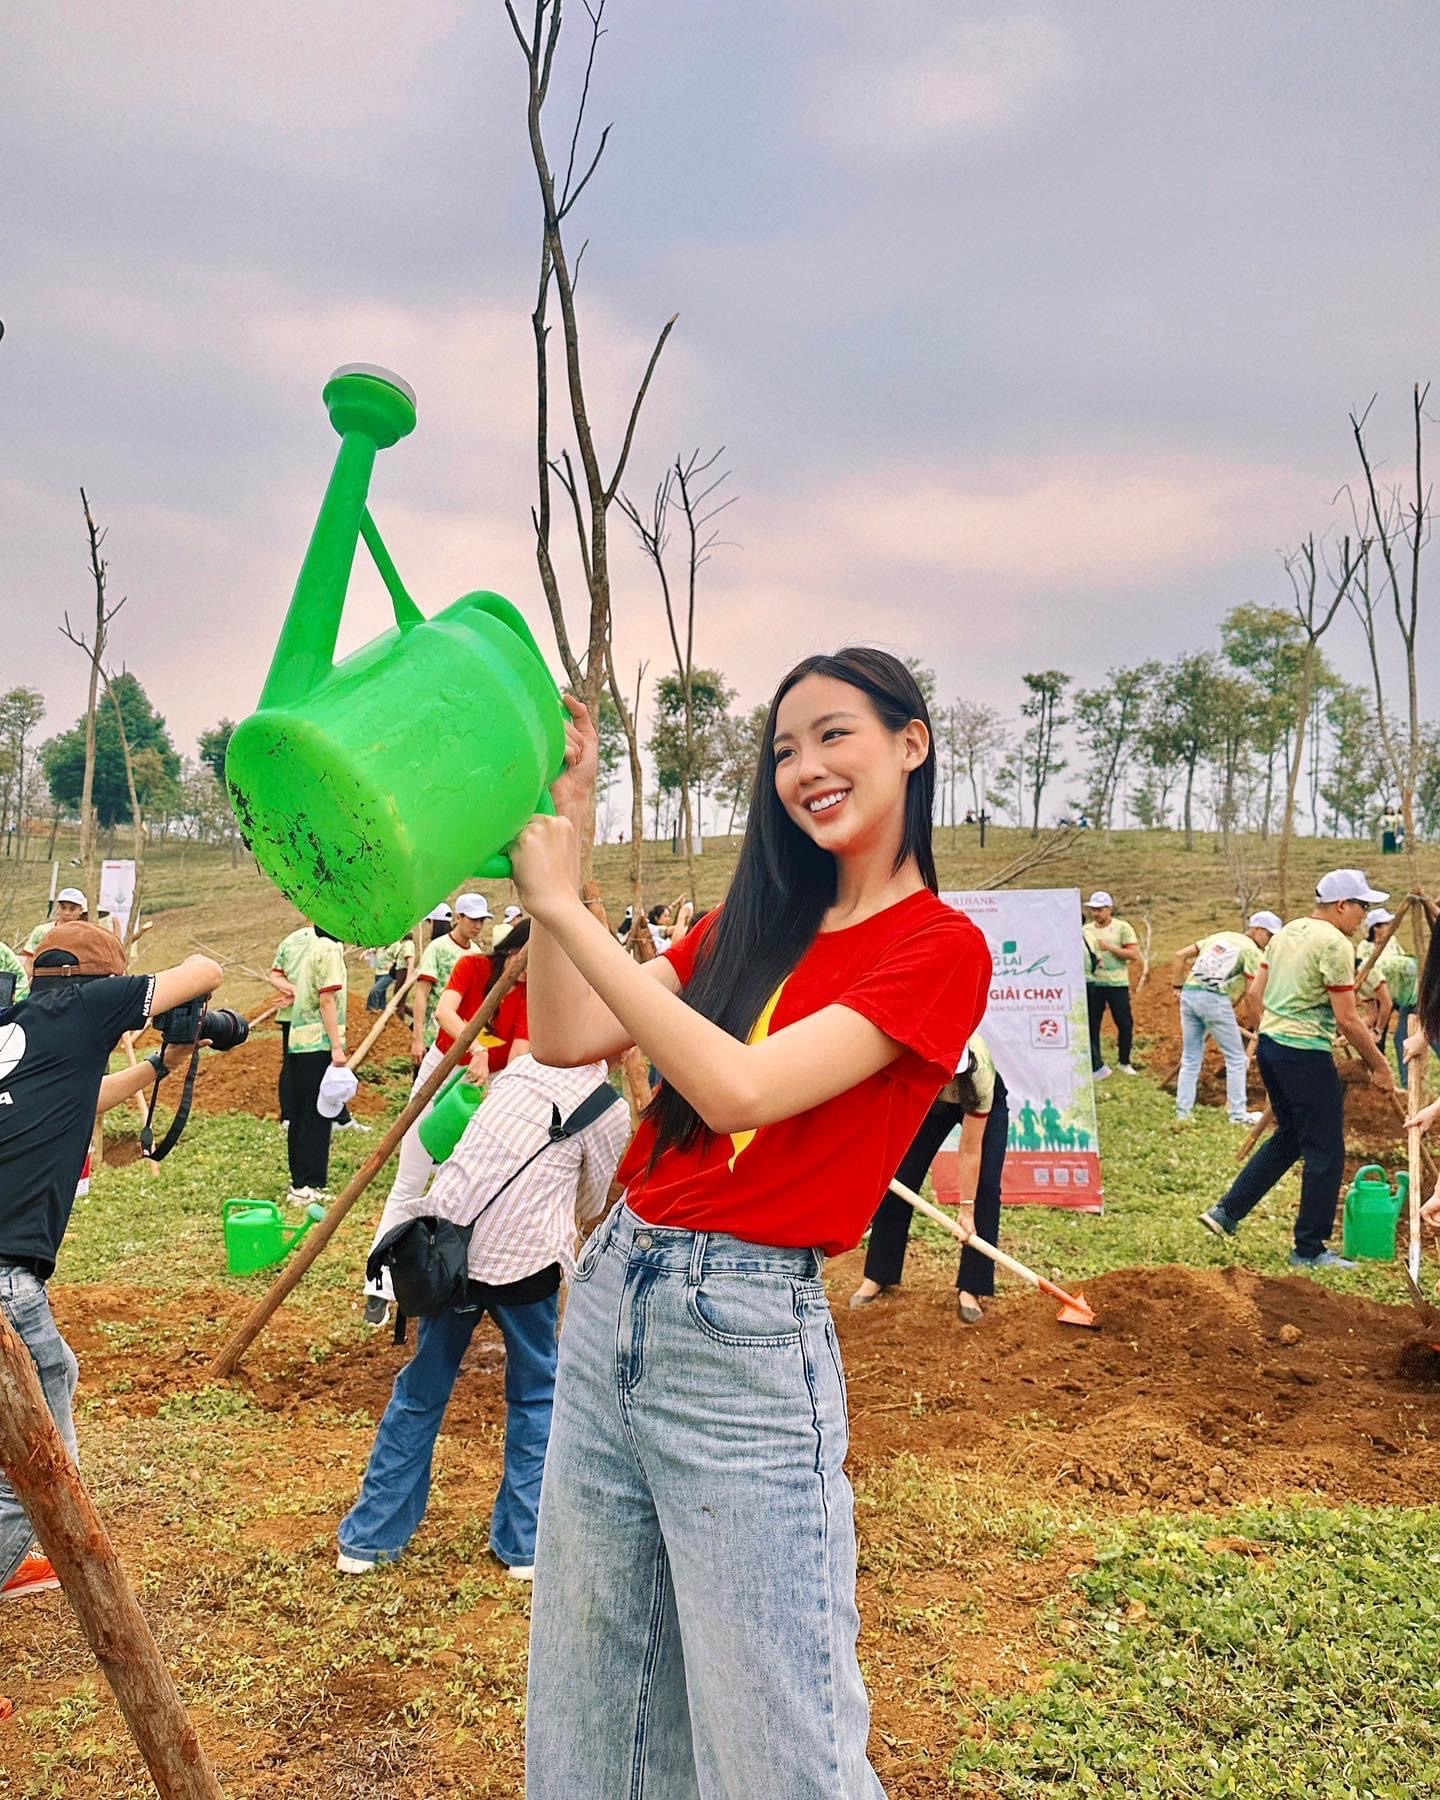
476, 791, 556, 881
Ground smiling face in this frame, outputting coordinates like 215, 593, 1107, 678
771, 674, 927, 862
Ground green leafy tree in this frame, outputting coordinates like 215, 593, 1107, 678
42, 673, 180, 828
0, 686, 46, 853
197, 719, 234, 786
646, 669, 736, 838
1220, 605, 1314, 837
1141, 653, 1221, 850
1073, 664, 1157, 830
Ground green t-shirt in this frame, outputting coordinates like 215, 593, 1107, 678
271, 925, 313, 1025
23, 921, 51, 954
414, 934, 475, 1046
1378, 939, 1418, 1009
1083, 918, 1137, 987
1184, 930, 1261, 1005
0, 941, 29, 1003
287, 934, 348, 1054
1259, 917, 1357, 1051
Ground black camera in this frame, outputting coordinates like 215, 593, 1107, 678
0, 971, 16, 1009
153, 997, 249, 1052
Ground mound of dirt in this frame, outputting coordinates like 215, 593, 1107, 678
833, 1256, 1440, 1509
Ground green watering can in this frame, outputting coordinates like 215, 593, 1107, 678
225, 365, 569, 944
1341, 1164, 1409, 1262
222, 1198, 326, 1277
417, 1068, 487, 1165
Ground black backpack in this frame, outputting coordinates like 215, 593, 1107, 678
366, 1079, 622, 1334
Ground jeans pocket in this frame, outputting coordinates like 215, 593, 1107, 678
570, 1226, 607, 1285
686, 1274, 804, 1347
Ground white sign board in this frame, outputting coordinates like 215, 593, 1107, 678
935, 887, 1102, 1212
99, 859, 137, 939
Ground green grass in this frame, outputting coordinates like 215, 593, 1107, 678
954, 1505, 1440, 1797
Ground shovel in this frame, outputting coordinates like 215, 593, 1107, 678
887, 1177, 1099, 1328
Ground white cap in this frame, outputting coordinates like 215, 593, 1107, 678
954, 1043, 972, 1077
427, 903, 454, 922
1365, 906, 1396, 928
57, 888, 88, 907
503, 905, 523, 921
453, 893, 491, 920
1316, 869, 1388, 905
1248, 911, 1284, 935
1086, 891, 1113, 909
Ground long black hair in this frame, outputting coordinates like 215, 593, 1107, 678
645, 646, 936, 1163
487, 918, 531, 1000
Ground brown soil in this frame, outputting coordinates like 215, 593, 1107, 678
831, 1252, 1440, 1510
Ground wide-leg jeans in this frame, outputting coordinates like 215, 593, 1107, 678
526, 1203, 884, 1799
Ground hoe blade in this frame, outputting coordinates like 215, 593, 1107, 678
1056, 1292, 1098, 1329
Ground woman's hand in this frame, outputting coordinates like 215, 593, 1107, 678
549, 694, 599, 823
1421, 1182, 1440, 1229
1404, 1029, 1429, 1064
955, 1203, 976, 1242
1406, 1096, 1440, 1134
509, 813, 582, 922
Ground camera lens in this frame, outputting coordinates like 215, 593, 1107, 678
201, 1008, 250, 1052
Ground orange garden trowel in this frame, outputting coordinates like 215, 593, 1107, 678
887, 1178, 1099, 1328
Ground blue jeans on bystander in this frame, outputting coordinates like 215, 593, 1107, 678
0, 1266, 80, 1587
338, 1289, 558, 1570
1176, 987, 1251, 1120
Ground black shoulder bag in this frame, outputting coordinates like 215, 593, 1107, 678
367, 1080, 622, 1340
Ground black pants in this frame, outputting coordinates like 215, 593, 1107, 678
1087, 983, 1133, 1069
1216, 1038, 1344, 1258
864, 1075, 1009, 1294
278, 1020, 290, 1117
284, 1051, 334, 1190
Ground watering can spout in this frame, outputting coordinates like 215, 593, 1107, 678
258, 366, 418, 712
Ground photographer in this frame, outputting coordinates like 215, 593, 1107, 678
0, 925, 223, 1601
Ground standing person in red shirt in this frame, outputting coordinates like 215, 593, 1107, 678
509, 649, 991, 1799
441, 920, 532, 1077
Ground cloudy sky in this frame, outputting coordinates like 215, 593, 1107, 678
4, 0, 1438, 808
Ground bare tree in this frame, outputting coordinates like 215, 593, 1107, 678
1275, 534, 1364, 912
951, 700, 1007, 821
620, 448, 735, 897
66, 490, 126, 909
1347, 385, 1431, 895
604, 644, 649, 954
507, 0, 677, 878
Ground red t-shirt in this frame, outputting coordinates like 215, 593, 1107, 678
618, 890, 991, 1256
437, 955, 529, 1072
436, 954, 494, 1064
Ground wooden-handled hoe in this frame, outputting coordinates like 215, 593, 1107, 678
887, 1178, 1099, 1328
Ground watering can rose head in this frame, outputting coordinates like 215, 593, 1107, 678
225, 367, 568, 944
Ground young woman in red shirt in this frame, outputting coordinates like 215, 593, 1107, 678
510, 649, 990, 1798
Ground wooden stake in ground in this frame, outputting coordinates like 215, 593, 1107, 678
208, 953, 527, 1378
1407, 1050, 1425, 1285
344, 967, 421, 1074
0, 1310, 223, 1799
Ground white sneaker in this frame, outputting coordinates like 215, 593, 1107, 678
1093, 1066, 1112, 1082
335, 1118, 371, 1134
336, 1552, 376, 1575
1117, 1064, 1141, 1076
507, 1564, 535, 1582
1233, 1110, 1264, 1126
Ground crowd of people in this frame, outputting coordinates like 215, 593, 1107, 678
7, 651, 1440, 1798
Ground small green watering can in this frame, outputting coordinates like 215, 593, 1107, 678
418, 1068, 486, 1165
1341, 1164, 1409, 1262
222, 1198, 325, 1277
225, 365, 569, 944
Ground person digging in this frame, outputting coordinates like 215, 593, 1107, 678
1171, 910, 1282, 1126
1200, 869, 1396, 1270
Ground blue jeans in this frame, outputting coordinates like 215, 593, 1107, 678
1215, 1038, 1345, 1258
526, 1204, 883, 1800
338, 1291, 559, 1569
0, 1267, 80, 1586
1177, 988, 1250, 1120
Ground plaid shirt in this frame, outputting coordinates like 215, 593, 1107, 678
408, 1055, 628, 1284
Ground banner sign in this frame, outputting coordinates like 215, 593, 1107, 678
99, 859, 137, 939
935, 887, 1102, 1211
